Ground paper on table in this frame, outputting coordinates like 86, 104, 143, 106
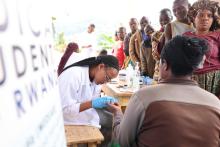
119, 87, 135, 92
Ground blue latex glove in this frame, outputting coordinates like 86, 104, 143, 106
143, 76, 153, 85
92, 96, 118, 109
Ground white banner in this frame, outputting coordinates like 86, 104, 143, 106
0, 0, 66, 146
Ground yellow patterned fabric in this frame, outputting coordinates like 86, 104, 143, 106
151, 31, 163, 81
122, 56, 133, 69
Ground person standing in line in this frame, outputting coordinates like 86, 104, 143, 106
140, 24, 155, 78
164, 0, 194, 43
129, 16, 150, 70
123, 18, 139, 68
112, 27, 126, 69
151, 8, 173, 80
184, 0, 220, 98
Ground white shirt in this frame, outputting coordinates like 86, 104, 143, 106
58, 65, 101, 128
171, 20, 195, 38
79, 32, 98, 57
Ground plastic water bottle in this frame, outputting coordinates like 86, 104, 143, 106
132, 62, 140, 91
126, 63, 133, 88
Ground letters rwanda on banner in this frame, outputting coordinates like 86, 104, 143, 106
0, 0, 66, 146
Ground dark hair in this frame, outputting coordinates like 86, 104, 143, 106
57, 42, 79, 76
66, 42, 79, 52
173, 0, 189, 6
115, 31, 118, 36
99, 49, 108, 56
160, 8, 171, 14
129, 18, 138, 22
62, 55, 119, 74
160, 35, 208, 76
90, 24, 95, 28
118, 27, 126, 32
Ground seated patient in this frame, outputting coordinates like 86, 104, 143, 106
108, 36, 220, 147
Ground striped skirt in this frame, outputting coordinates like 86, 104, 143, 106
193, 70, 220, 97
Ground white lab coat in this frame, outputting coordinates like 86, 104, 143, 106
58, 56, 101, 128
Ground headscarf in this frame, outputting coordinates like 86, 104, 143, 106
188, 0, 220, 31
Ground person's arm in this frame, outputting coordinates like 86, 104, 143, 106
79, 101, 92, 112
59, 69, 117, 116
123, 35, 130, 56
58, 69, 88, 117
79, 97, 118, 112
164, 23, 172, 43
129, 34, 139, 63
145, 25, 155, 35
157, 34, 165, 54
109, 93, 146, 147
151, 31, 161, 61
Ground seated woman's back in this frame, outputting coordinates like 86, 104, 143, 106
135, 83, 220, 147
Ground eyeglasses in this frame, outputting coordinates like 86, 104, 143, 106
104, 69, 111, 82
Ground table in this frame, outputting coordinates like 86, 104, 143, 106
101, 82, 134, 107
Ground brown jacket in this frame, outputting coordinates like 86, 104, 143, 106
129, 30, 143, 64
140, 40, 155, 78
113, 79, 220, 147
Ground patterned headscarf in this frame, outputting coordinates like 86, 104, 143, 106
188, 0, 220, 31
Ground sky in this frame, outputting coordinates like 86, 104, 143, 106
50, 0, 197, 42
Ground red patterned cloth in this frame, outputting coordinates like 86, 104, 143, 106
184, 31, 220, 74
112, 41, 125, 69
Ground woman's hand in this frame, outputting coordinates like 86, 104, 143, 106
145, 25, 155, 35
107, 102, 122, 115
92, 96, 118, 109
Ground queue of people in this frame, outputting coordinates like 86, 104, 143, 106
57, 0, 220, 146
